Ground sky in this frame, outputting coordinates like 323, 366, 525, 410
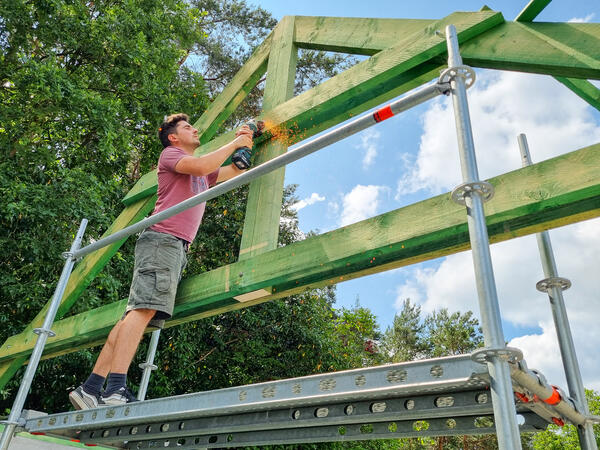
248, 0, 600, 393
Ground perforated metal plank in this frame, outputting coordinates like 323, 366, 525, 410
76, 390, 494, 445
27, 355, 488, 437
125, 412, 548, 449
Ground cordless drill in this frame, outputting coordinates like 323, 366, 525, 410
231, 119, 265, 170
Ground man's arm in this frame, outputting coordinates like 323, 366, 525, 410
216, 164, 245, 183
175, 128, 252, 176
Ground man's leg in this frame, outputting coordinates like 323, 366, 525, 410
109, 308, 155, 374
69, 319, 125, 410
100, 308, 155, 405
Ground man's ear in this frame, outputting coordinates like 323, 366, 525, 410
167, 133, 177, 144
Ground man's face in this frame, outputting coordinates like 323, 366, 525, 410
170, 121, 199, 147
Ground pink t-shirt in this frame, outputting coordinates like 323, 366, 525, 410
149, 146, 219, 243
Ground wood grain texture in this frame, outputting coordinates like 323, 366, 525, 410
240, 16, 298, 260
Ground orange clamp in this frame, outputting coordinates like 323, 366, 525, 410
514, 392, 529, 403
552, 417, 565, 427
543, 386, 562, 406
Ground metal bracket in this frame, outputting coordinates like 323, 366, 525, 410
139, 362, 158, 371
471, 347, 523, 365
0, 418, 26, 427
61, 251, 75, 261
536, 277, 571, 293
451, 181, 494, 206
439, 65, 476, 90
33, 328, 56, 338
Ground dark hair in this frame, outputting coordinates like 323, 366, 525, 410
158, 113, 189, 148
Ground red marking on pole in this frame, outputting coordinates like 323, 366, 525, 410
373, 105, 394, 123
551, 417, 565, 427
30, 432, 46, 436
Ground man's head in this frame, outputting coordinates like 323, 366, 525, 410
158, 113, 199, 150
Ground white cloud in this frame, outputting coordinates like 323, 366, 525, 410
568, 13, 596, 23
396, 71, 600, 197
356, 128, 381, 169
394, 218, 600, 390
291, 192, 325, 211
340, 184, 387, 226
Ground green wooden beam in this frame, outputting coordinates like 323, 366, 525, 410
294, 17, 434, 56
512, 1, 600, 113
2, 141, 599, 365
459, 21, 599, 79
515, 0, 552, 22
0, 195, 157, 389
121, 10, 503, 206
555, 77, 600, 110
239, 16, 298, 266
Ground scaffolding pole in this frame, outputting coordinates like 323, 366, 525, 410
517, 133, 598, 450
138, 330, 161, 401
0, 220, 88, 450
444, 25, 522, 449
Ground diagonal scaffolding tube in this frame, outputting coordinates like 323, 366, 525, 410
0, 220, 88, 450
71, 80, 450, 260
444, 25, 522, 449
517, 133, 597, 450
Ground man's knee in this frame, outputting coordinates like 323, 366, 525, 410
126, 308, 157, 322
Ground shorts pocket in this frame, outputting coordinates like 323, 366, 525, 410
136, 267, 171, 294
155, 268, 171, 292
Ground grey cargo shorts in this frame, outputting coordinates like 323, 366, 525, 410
125, 229, 188, 328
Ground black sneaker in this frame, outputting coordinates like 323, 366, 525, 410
101, 386, 139, 406
69, 386, 105, 410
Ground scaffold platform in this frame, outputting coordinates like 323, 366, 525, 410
19, 352, 588, 449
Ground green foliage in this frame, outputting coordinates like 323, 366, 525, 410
381, 299, 483, 363
0, 0, 208, 342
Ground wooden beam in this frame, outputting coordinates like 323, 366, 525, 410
459, 22, 600, 80
513, 2, 600, 113
515, 0, 552, 22
0, 196, 156, 389
555, 77, 600, 111
121, 11, 503, 206
239, 16, 298, 262
3, 141, 599, 364
294, 17, 434, 55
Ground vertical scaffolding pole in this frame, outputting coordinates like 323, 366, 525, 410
138, 330, 161, 401
517, 133, 597, 450
444, 25, 522, 449
0, 220, 88, 450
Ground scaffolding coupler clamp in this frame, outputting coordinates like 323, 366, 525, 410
33, 327, 56, 338
471, 346, 523, 365
139, 362, 158, 371
451, 181, 495, 206
438, 65, 476, 90
536, 277, 572, 293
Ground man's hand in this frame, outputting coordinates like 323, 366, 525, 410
233, 133, 253, 150
236, 124, 253, 138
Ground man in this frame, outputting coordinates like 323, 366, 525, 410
69, 113, 253, 409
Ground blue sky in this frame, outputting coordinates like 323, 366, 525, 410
246, 0, 600, 390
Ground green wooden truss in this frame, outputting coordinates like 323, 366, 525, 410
1, 2, 599, 390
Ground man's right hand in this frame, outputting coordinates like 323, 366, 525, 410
233, 133, 253, 150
